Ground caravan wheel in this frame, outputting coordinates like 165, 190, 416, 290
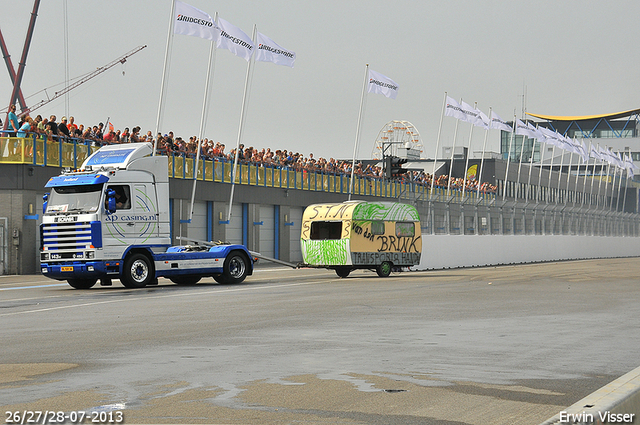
335, 267, 351, 278
376, 261, 392, 278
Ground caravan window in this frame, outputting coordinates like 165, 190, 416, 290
310, 221, 342, 240
371, 221, 385, 235
396, 222, 415, 237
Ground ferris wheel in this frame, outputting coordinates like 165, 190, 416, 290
371, 120, 423, 160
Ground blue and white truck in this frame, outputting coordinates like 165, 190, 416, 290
40, 142, 253, 289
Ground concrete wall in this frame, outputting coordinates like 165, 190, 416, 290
3, 161, 640, 275
418, 235, 640, 270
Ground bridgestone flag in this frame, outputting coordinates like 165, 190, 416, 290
255, 32, 296, 68
217, 18, 255, 61
490, 111, 513, 133
173, 1, 219, 41
515, 119, 537, 139
474, 107, 490, 130
444, 96, 479, 124
368, 69, 399, 99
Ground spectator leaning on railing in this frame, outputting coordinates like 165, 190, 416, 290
5, 109, 497, 194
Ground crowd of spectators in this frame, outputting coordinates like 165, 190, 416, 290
5, 107, 497, 194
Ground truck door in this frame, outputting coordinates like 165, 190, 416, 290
104, 184, 158, 246
131, 184, 159, 243
104, 184, 135, 247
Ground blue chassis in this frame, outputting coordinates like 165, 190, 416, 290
42, 244, 253, 281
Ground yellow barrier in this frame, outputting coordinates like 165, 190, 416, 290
3, 136, 497, 204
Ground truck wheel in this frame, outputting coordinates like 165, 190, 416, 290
221, 252, 248, 284
122, 253, 154, 288
376, 261, 392, 278
67, 278, 97, 289
335, 267, 351, 278
170, 276, 201, 285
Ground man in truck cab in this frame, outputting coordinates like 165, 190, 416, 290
105, 185, 131, 210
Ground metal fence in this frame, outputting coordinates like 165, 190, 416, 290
0, 136, 496, 204
2, 136, 639, 237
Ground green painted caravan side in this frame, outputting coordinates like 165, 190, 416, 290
300, 201, 422, 270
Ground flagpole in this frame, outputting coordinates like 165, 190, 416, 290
546, 143, 556, 202
227, 24, 257, 223
555, 143, 566, 205
525, 137, 536, 203
616, 153, 625, 213
596, 148, 608, 209
199, 12, 219, 139
614, 161, 623, 213
604, 150, 615, 210
588, 143, 598, 208
349, 64, 369, 201
621, 161, 630, 214
587, 144, 598, 234
502, 113, 517, 202
515, 123, 528, 200
476, 108, 491, 199
189, 13, 218, 220
564, 147, 575, 204
610, 165, 618, 212
615, 165, 623, 213
154, 0, 176, 156
461, 102, 476, 200
565, 139, 575, 204
602, 157, 611, 209
430, 92, 447, 197
573, 140, 585, 205
446, 100, 462, 198
536, 126, 546, 202
580, 141, 591, 207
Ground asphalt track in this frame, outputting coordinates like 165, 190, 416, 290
1, 257, 640, 424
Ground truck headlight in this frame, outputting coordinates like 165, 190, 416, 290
41, 253, 49, 261
86, 251, 95, 259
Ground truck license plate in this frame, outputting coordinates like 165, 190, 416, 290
61, 266, 73, 272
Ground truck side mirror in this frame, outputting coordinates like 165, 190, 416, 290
106, 188, 116, 214
43, 193, 49, 214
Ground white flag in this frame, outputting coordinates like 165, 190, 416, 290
459, 100, 480, 125
368, 69, 399, 99
527, 122, 544, 141
474, 107, 490, 130
515, 119, 536, 139
255, 32, 296, 68
624, 154, 639, 178
539, 126, 562, 148
217, 18, 255, 61
589, 144, 603, 161
444, 96, 467, 121
489, 111, 512, 132
173, 1, 219, 41
577, 140, 589, 163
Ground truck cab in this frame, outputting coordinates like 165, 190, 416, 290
41, 142, 252, 288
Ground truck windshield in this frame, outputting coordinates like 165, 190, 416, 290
46, 184, 103, 214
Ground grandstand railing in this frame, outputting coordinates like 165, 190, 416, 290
0, 136, 497, 205
3, 136, 640, 237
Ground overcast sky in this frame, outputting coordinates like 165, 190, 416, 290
2, 0, 639, 160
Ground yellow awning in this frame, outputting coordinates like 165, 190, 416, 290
526, 108, 640, 121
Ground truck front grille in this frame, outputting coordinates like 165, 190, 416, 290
42, 221, 93, 250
